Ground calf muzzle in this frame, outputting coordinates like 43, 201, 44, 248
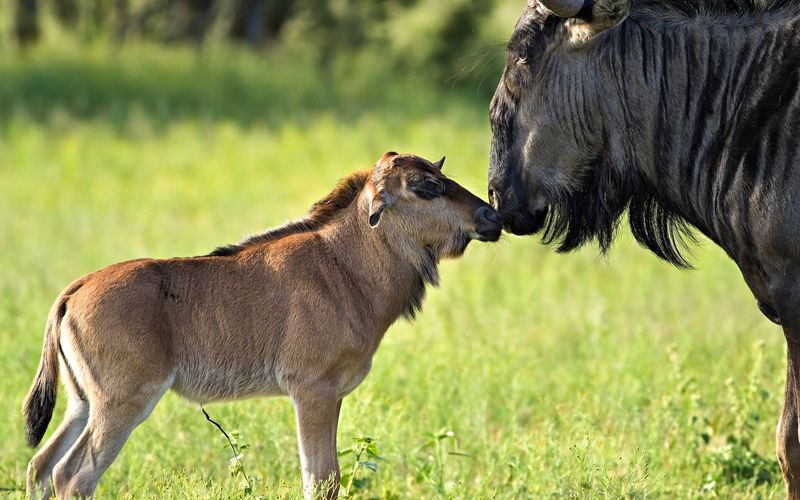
473, 205, 503, 242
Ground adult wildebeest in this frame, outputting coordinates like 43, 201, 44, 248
23, 152, 502, 499
488, 0, 800, 495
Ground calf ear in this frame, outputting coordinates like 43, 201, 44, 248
368, 191, 395, 228
380, 151, 398, 164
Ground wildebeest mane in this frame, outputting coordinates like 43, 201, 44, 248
634, 0, 800, 15
208, 171, 370, 256
541, 157, 695, 268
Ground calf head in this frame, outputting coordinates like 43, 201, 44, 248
366, 152, 502, 259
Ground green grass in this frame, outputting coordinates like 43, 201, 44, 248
0, 43, 788, 498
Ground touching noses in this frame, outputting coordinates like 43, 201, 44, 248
476, 205, 502, 227
473, 205, 503, 242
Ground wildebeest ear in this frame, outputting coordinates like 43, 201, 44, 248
541, 0, 630, 36
587, 0, 630, 33
433, 157, 445, 170
368, 191, 394, 228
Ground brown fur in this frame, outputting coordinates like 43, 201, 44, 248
22, 152, 501, 499
208, 171, 371, 257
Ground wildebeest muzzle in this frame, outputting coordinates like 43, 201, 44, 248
488, 175, 548, 237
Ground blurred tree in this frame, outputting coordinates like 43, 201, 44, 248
150, 0, 211, 44
6, 0, 509, 94
53, 0, 79, 27
125, 0, 168, 40
14, 0, 40, 46
432, 0, 493, 69
122, 0, 214, 44
294, 0, 420, 66
85, 0, 113, 40
229, 0, 293, 47
115, 0, 130, 40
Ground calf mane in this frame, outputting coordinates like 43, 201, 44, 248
208, 171, 370, 256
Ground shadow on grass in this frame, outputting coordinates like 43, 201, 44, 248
0, 44, 495, 132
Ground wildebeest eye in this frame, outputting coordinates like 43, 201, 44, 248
516, 55, 527, 65
505, 71, 520, 97
409, 177, 446, 200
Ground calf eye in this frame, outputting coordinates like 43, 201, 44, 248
425, 179, 445, 194
410, 177, 446, 200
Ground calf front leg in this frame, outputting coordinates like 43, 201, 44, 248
292, 388, 342, 500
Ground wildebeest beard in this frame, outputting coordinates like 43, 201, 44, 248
540, 158, 696, 268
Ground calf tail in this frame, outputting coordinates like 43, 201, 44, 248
23, 279, 82, 447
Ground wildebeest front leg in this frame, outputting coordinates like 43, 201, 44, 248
778, 337, 800, 499
292, 389, 342, 500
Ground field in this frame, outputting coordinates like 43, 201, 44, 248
0, 42, 789, 498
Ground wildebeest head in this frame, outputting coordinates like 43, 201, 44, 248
488, 0, 631, 246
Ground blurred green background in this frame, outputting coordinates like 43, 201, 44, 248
0, 0, 519, 125
0, 1, 789, 498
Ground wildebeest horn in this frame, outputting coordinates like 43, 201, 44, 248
540, 0, 591, 18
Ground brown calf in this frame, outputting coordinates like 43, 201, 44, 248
23, 152, 502, 499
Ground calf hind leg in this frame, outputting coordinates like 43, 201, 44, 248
52, 394, 164, 499
27, 359, 90, 499
26, 395, 88, 499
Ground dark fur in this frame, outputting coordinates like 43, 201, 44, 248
540, 156, 696, 267
490, 0, 800, 492
492, 0, 800, 267
24, 366, 57, 448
